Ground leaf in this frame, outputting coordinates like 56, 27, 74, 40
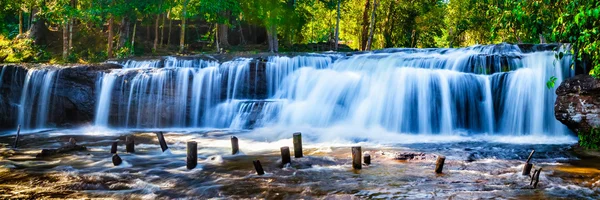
546, 76, 558, 89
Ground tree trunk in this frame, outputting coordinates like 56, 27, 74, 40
19, 11, 23, 35
237, 17, 246, 45
63, 21, 68, 60
69, 0, 76, 51
153, 14, 159, 51
215, 24, 220, 52
107, 16, 114, 58
180, 2, 188, 53
267, 25, 274, 53
131, 21, 137, 55
167, 10, 172, 47
272, 24, 278, 53
360, 0, 371, 51
366, 0, 378, 51
513, 28, 522, 44
69, 18, 73, 51
160, 13, 165, 48
335, 0, 340, 51
118, 16, 130, 49
539, 33, 546, 44
218, 23, 229, 48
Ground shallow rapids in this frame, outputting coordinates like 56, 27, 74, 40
0, 129, 598, 199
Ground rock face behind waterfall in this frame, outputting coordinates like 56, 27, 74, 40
555, 74, 600, 135
0, 64, 120, 129
51, 64, 120, 127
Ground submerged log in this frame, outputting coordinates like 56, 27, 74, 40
187, 141, 197, 170
253, 160, 265, 175
352, 146, 362, 169
395, 152, 428, 161
293, 132, 303, 158
435, 155, 446, 174
13, 125, 21, 149
364, 153, 371, 165
111, 141, 118, 154
231, 136, 239, 155
157, 132, 169, 152
126, 136, 135, 153
36, 143, 87, 158
281, 146, 291, 165
112, 154, 123, 166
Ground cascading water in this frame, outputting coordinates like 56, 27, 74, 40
17, 68, 59, 130
93, 44, 573, 138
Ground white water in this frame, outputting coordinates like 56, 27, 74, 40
90, 45, 574, 139
16, 68, 59, 129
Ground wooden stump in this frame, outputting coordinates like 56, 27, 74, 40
112, 154, 122, 166
253, 160, 265, 175
281, 146, 291, 165
364, 153, 371, 165
187, 141, 197, 170
293, 132, 303, 158
352, 146, 362, 169
231, 136, 239, 155
435, 155, 446, 174
111, 141, 118, 154
523, 150, 535, 175
13, 125, 20, 149
126, 136, 135, 153
522, 163, 533, 176
533, 168, 542, 188
156, 132, 168, 152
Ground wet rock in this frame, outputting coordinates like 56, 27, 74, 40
393, 152, 429, 161
36, 144, 87, 158
555, 74, 600, 135
0, 65, 26, 129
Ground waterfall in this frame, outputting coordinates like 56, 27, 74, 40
17, 68, 59, 130
93, 44, 573, 136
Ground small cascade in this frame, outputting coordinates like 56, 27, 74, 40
17, 68, 59, 130
266, 55, 337, 97
94, 57, 252, 128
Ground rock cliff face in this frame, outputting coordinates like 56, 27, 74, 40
555, 74, 600, 135
0, 64, 120, 129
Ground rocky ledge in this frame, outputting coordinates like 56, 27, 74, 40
555, 74, 600, 135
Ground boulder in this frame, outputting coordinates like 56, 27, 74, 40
555, 74, 600, 134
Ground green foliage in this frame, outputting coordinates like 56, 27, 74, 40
552, 0, 600, 77
546, 76, 557, 89
579, 128, 600, 150
0, 35, 49, 63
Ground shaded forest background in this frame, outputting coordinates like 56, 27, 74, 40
0, 0, 598, 73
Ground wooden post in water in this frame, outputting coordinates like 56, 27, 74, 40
231, 136, 239, 155
533, 168, 542, 188
187, 141, 197, 169
13, 125, 21, 149
111, 141, 118, 154
253, 160, 265, 175
157, 132, 168, 152
293, 132, 303, 158
522, 150, 535, 175
112, 154, 122, 166
352, 146, 362, 169
364, 153, 371, 165
435, 155, 446, 174
126, 136, 135, 153
281, 146, 291, 165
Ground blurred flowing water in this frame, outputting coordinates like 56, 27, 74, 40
3, 44, 598, 199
